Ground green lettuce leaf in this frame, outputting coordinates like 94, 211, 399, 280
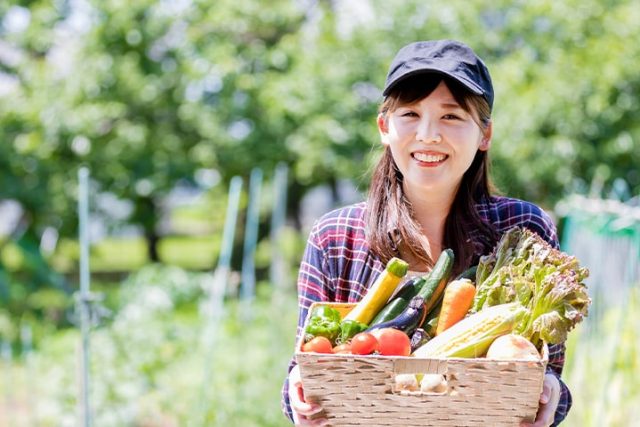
472, 227, 591, 348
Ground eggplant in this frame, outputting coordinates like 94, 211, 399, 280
366, 295, 427, 336
410, 328, 431, 353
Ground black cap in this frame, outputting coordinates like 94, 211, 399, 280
382, 40, 494, 110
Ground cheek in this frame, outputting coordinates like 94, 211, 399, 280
389, 120, 414, 138
388, 143, 404, 163
450, 128, 483, 152
387, 144, 409, 174
461, 145, 480, 166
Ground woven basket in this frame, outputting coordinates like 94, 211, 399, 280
296, 302, 548, 427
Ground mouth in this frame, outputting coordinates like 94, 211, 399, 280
411, 151, 448, 166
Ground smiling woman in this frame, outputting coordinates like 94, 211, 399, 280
283, 39, 573, 427
370, 75, 495, 274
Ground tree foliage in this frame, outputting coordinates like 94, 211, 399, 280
0, 0, 638, 259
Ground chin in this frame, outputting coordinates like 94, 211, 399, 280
406, 175, 461, 197
407, 180, 447, 195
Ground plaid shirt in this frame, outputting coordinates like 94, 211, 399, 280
283, 196, 572, 425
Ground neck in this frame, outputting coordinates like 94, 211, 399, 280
403, 183, 458, 257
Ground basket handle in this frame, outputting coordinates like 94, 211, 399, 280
391, 358, 452, 396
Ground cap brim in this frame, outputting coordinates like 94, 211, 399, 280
382, 68, 484, 98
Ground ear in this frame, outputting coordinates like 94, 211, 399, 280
478, 121, 493, 151
377, 113, 390, 146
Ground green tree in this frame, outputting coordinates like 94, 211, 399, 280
2, 0, 639, 273
1, 0, 308, 260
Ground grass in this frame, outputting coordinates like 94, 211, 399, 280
1, 235, 221, 274
158, 234, 221, 270
563, 286, 640, 427
1, 267, 297, 426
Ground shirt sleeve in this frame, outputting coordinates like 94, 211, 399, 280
281, 222, 335, 423
523, 204, 560, 249
546, 342, 572, 426
525, 207, 572, 425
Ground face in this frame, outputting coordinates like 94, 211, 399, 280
378, 81, 492, 200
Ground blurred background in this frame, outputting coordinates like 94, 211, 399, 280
0, 0, 639, 426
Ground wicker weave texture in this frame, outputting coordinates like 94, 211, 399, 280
296, 303, 547, 427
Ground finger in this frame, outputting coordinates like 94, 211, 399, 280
289, 383, 324, 416
289, 387, 322, 416
290, 375, 303, 388
527, 402, 554, 427
289, 368, 316, 415
296, 416, 331, 427
520, 400, 554, 427
288, 366, 326, 421
292, 400, 323, 417
522, 375, 560, 427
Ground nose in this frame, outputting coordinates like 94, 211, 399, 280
415, 118, 441, 143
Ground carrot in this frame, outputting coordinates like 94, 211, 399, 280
435, 278, 476, 336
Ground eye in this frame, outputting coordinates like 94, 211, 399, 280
401, 111, 419, 117
442, 114, 461, 120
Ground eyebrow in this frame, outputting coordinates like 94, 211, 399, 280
441, 102, 464, 109
396, 100, 465, 110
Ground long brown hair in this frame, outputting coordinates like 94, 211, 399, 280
365, 75, 499, 275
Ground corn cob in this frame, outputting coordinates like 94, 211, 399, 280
412, 302, 524, 358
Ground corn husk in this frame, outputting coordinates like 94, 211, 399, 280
412, 302, 525, 358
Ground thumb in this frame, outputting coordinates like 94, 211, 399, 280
540, 382, 551, 404
290, 375, 303, 388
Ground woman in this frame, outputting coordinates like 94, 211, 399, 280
282, 40, 570, 427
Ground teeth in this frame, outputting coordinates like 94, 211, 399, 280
413, 153, 446, 163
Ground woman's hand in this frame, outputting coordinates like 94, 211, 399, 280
520, 373, 560, 427
288, 365, 329, 426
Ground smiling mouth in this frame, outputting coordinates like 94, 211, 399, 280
412, 152, 448, 165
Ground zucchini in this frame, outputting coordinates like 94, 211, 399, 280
416, 249, 454, 314
369, 276, 426, 326
423, 301, 442, 336
456, 265, 478, 281
343, 257, 409, 325
393, 276, 424, 300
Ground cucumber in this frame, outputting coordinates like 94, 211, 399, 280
369, 276, 426, 326
423, 302, 442, 336
456, 265, 478, 281
416, 249, 454, 314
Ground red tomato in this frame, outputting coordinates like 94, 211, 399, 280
350, 332, 378, 355
332, 343, 352, 354
302, 336, 333, 354
373, 328, 411, 356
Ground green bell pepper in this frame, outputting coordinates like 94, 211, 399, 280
304, 306, 342, 344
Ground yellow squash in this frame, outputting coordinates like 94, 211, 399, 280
343, 257, 409, 325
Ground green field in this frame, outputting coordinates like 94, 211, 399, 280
0, 235, 221, 274
1, 266, 297, 427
